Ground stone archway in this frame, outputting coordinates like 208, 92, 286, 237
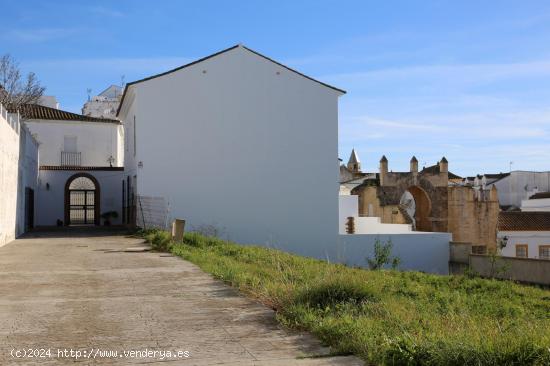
407, 185, 432, 232
64, 173, 100, 226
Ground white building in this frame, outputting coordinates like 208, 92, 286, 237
21, 104, 125, 227
470, 171, 550, 210
498, 211, 550, 260
118, 44, 345, 258
520, 192, 550, 212
82, 85, 123, 119
0, 103, 39, 246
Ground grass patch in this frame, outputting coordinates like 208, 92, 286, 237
141, 229, 550, 365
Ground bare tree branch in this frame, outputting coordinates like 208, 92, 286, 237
0, 54, 45, 111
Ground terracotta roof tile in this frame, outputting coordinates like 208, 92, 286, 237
498, 212, 550, 231
14, 104, 120, 124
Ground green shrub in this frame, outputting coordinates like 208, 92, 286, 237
141, 229, 172, 251
295, 277, 378, 309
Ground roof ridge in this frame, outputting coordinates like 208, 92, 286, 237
17, 104, 120, 124
116, 44, 346, 116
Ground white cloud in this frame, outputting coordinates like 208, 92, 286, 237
5, 28, 79, 42
89, 6, 126, 18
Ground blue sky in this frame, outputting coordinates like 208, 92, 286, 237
2, 0, 550, 176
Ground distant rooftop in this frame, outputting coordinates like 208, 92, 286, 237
498, 211, 550, 231
15, 104, 120, 124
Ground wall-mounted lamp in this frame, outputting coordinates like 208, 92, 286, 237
498, 236, 508, 249
46, 183, 50, 191
138, 161, 143, 169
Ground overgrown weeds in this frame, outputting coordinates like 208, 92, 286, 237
140, 229, 550, 365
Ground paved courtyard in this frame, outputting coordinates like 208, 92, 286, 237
0, 231, 363, 365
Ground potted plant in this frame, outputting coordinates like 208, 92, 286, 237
101, 211, 119, 226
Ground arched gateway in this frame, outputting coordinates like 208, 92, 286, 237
64, 173, 100, 225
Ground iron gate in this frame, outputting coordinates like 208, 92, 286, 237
69, 190, 95, 225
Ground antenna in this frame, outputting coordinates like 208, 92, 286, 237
86, 88, 92, 101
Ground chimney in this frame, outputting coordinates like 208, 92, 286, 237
410, 156, 418, 173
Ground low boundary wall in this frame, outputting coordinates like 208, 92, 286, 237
470, 254, 550, 286
338, 233, 452, 274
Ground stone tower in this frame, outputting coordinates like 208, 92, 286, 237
440, 157, 448, 174
347, 148, 361, 173
379, 155, 388, 186
410, 156, 418, 173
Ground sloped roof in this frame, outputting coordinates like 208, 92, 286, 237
498, 212, 550, 231
421, 163, 462, 179
117, 44, 346, 116
15, 104, 120, 124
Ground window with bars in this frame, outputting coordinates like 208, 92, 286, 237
539, 245, 550, 260
515, 244, 528, 258
471, 246, 487, 255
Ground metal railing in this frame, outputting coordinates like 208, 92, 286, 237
61, 151, 81, 166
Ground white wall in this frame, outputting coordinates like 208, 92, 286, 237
491, 171, 550, 208
499, 231, 550, 259
25, 120, 123, 167
121, 46, 343, 259
0, 105, 39, 246
521, 198, 550, 212
338, 194, 412, 234
338, 233, 452, 274
16, 125, 39, 236
0, 108, 20, 246
35, 169, 124, 226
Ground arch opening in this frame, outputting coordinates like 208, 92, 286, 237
64, 173, 100, 226
405, 186, 432, 232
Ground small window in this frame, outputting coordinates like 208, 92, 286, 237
471, 246, 487, 255
515, 244, 528, 258
64, 136, 77, 153
539, 245, 550, 260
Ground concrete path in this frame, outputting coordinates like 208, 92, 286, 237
0, 231, 363, 365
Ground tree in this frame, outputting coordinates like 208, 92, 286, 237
0, 54, 45, 111
366, 238, 401, 270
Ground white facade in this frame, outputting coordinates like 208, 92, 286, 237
119, 45, 344, 259
521, 198, 550, 212
82, 85, 122, 119
338, 194, 412, 234
38, 96, 59, 109
0, 105, 39, 246
487, 171, 550, 208
25, 120, 123, 167
499, 231, 550, 260
36, 169, 124, 226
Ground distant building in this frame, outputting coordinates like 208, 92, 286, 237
348, 155, 500, 250
20, 104, 125, 227
521, 192, 550, 212
464, 171, 550, 210
498, 211, 550, 260
339, 149, 372, 185
82, 85, 123, 119
37, 96, 59, 109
